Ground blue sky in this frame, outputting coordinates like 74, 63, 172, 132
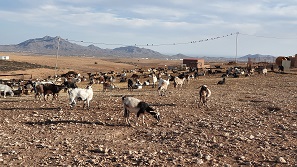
1, 0, 297, 57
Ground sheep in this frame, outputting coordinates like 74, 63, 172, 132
198, 85, 211, 108
173, 76, 186, 88
122, 96, 160, 126
158, 78, 170, 96
217, 77, 226, 85
68, 85, 93, 109
0, 84, 14, 98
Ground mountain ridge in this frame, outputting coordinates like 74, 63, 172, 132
0, 36, 276, 62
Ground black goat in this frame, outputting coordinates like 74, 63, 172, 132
217, 77, 226, 85
127, 79, 133, 91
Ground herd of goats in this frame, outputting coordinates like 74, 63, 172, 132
0, 66, 268, 126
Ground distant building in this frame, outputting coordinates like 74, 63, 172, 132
289, 54, 297, 68
276, 55, 297, 68
182, 58, 204, 69
0, 56, 9, 60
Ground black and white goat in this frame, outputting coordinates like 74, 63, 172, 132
198, 85, 211, 108
68, 84, 93, 109
132, 79, 143, 89
122, 96, 160, 126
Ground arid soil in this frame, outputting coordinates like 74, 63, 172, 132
0, 53, 297, 166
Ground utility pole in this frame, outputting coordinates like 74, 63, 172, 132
55, 36, 60, 77
235, 32, 239, 64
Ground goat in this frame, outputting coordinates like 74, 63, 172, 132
63, 80, 78, 90
34, 84, 44, 100
198, 85, 211, 108
127, 79, 133, 91
0, 84, 14, 98
174, 77, 185, 88
68, 85, 93, 109
152, 74, 158, 88
122, 96, 160, 126
262, 68, 268, 75
132, 79, 142, 89
217, 77, 226, 85
42, 84, 66, 101
158, 78, 170, 96
143, 80, 150, 86
102, 82, 116, 92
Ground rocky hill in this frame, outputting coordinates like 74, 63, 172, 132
0, 36, 168, 59
0, 36, 276, 62
237, 54, 276, 62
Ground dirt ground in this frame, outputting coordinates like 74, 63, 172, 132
0, 52, 297, 166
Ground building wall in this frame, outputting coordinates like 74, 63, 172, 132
182, 59, 204, 68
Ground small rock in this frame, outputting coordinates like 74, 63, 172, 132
277, 157, 286, 163
205, 155, 211, 161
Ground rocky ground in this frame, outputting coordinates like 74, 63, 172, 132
0, 70, 297, 166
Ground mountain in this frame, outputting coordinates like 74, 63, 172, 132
237, 54, 276, 62
0, 36, 277, 62
169, 53, 192, 60
0, 36, 167, 59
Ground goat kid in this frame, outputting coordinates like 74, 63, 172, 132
122, 96, 160, 126
68, 85, 93, 109
198, 85, 211, 108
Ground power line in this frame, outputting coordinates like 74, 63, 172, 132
65, 32, 237, 47
238, 33, 297, 39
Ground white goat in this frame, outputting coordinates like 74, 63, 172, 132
0, 84, 14, 98
174, 77, 186, 88
158, 78, 170, 96
198, 85, 211, 108
68, 85, 93, 109
152, 74, 158, 88
262, 68, 268, 75
122, 96, 160, 126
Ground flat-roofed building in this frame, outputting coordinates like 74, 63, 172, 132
182, 58, 204, 69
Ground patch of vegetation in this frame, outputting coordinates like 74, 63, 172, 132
0, 60, 55, 72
